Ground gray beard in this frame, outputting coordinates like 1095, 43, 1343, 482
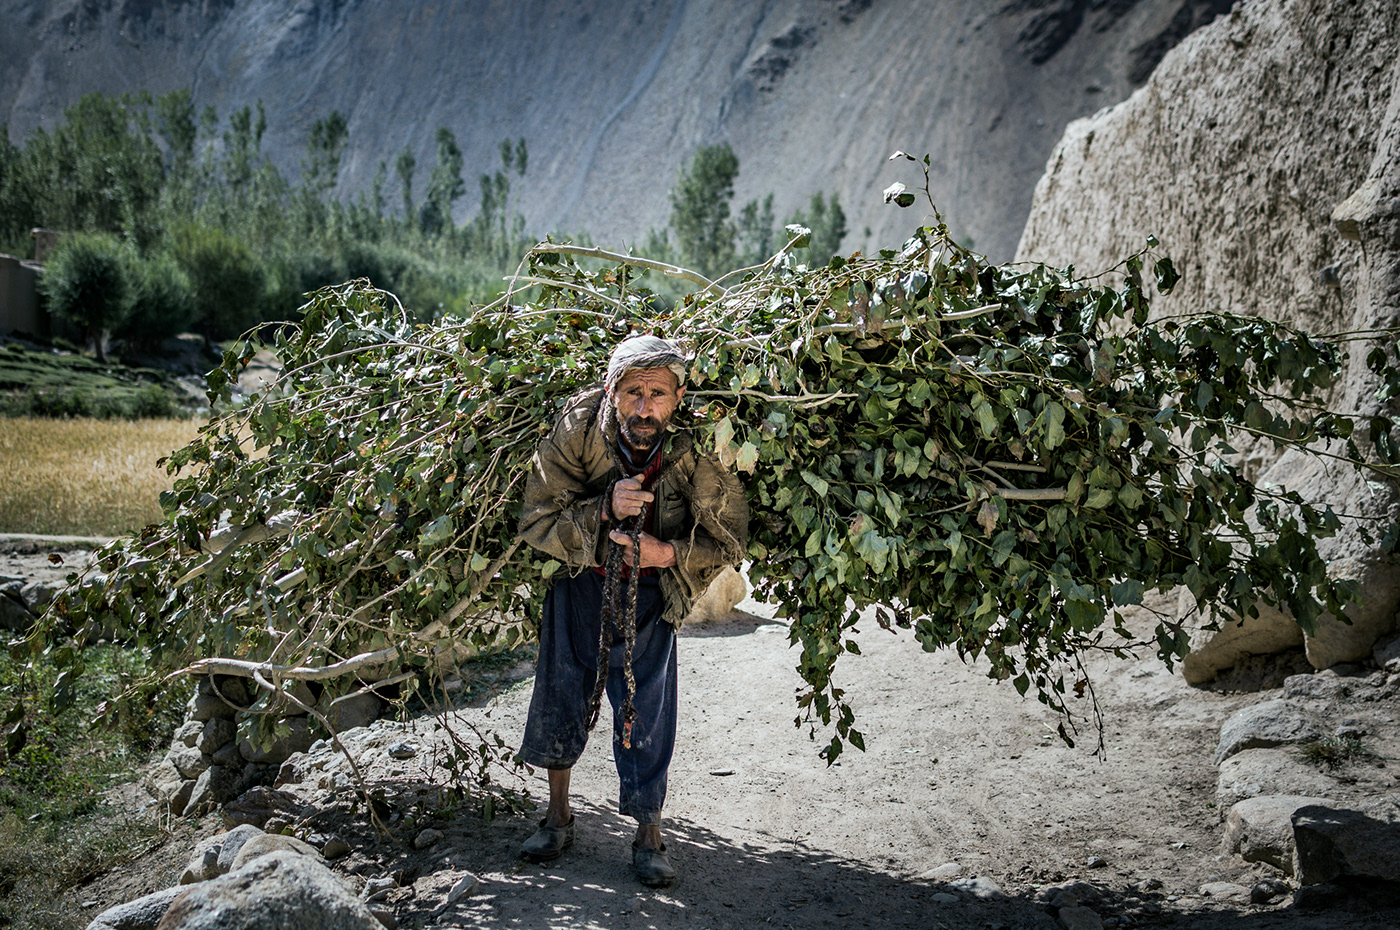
619, 414, 667, 452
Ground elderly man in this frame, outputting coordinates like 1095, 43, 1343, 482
515, 334, 748, 887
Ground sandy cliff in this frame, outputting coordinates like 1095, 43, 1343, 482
1018, 0, 1400, 676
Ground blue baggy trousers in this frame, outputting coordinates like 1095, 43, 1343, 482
517, 571, 677, 825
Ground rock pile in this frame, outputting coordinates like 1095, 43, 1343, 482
145, 675, 384, 817
1214, 643, 1400, 903
85, 822, 395, 930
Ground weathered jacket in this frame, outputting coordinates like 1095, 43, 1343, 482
518, 386, 748, 627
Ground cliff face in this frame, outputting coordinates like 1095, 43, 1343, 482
1018, 0, 1400, 675
0, 0, 1231, 260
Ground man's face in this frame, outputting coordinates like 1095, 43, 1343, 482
611, 367, 685, 452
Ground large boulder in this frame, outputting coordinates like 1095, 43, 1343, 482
85, 886, 184, 930
180, 824, 266, 885
156, 851, 379, 930
1017, 0, 1400, 676
1225, 795, 1334, 874
1216, 748, 1338, 812
1292, 795, 1400, 886
1214, 699, 1325, 764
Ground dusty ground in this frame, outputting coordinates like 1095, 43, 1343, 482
2, 479, 1386, 909
8, 543, 1393, 929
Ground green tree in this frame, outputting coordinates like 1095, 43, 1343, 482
19, 93, 164, 245
40, 232, 132, 360
669, 143, 739, 279
736, 193, 775, 267
119, 251, 196, 349
421, 127, 466, 237
155, 88, 197, 175
394, 147, 416, 225
303, 111, 348, 196
171, 224, 267, 340
472, 137, 528, 263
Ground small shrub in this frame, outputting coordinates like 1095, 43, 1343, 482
1298, 734, 1377, 770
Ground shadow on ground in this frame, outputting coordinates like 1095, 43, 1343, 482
343, 796, 1399, 930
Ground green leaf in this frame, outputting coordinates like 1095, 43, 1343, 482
735, 441, 759, 473
1045, 402, 1066, 450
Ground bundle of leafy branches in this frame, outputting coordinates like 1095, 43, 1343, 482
21, 165, 1399, 781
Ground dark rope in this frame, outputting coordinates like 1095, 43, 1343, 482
584, 507, 643, 743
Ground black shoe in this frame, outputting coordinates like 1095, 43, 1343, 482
632, 841, 677, 888
520, 817, 575, 862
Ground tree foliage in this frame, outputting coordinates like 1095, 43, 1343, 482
31, 162, 1400, 771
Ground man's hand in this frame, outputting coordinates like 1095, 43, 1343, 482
610, 476, 654, 520
609, 530, 677, 568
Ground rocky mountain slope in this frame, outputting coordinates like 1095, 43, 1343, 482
1018, 0, 1400, 676
1, 0, 1235, 261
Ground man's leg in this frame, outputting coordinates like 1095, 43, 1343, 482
543, 767, 572, 828
517, 573, 604, 860
605, 577, 678, 884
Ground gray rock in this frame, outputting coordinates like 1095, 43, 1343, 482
1085, 855, 1107, 868
174, 720, 203, 749
683, 564, 746, 623
1292, 881, 1347, 909
1182, 602, 1304, 685
1225, 795, 1335, 875
19, 579, 56, 612
0, 592, 35, 633
229, 833, 321, 871
187, 691, 237, 723
1375, 633, 1400, 671
386, 742, 416, 760
85, 886, 184, 930
167, 746, 211, 781
929, 892, 960, 904
155, 850, 378, 929
947, 876, 1004, 899
215, 825, 267, 876
1293, 795, 1400, 886
1057, 906, 1102, 930
368, 906, 396, 930
186, 765, 239, 813
237, 717, 313, 765
1283, 673, 1353, 703
196, 676, 252, 707
1251, 878, 1290, 904
198, 718, 237, 755
322, 837, 352, 860
211, 743, 243, 768
918, 862, 963, 879
221, 786, 303, 830
1215, 700, 1325, 764
1198, 881, 1249, 898
317, 692, 382, 733
413, 828, 443, 850
180, 825, 265, 884
143, 759, 194, 816
1216, 748, 1337, 812
444, 872, 479, 904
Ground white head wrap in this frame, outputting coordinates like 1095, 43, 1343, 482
605, 335, 687, 393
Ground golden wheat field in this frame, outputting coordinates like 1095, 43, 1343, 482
0, 417, 203, 537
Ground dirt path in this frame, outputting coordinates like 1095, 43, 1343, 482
59, 587, 1400, 929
